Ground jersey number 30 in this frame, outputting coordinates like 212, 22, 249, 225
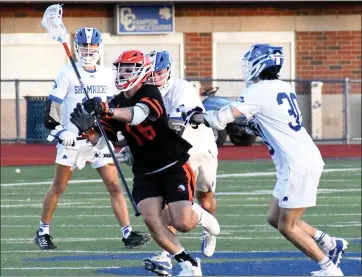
277, 92, 303, 132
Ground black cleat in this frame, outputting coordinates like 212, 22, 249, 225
122, 231, 151, 249
34, 231, 57, 250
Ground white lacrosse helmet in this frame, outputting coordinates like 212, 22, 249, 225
147, 50, 174, 97
74, 27, 103, 66
242, 44, 284, 87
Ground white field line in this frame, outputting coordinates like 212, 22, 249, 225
1, 250, 361, 257
2, 213, 361, 218
2, 236, 361, 244
1, 223, 360, 229
2, 203, 360, 208
223, 213, 362, 217
1, 189, 361, 205
1, 194, 361, 202
1, 168, 360, 188
1, 266, 121, 270
2, 196, 361, 202
0, 179, 132, 187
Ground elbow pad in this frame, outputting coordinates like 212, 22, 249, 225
43, 99, 61, 130
129, 103, 150, 125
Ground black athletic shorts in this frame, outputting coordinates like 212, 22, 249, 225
132, 162, 195, 206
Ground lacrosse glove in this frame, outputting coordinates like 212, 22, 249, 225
181, 106, 205, 129
49, 125, 77, 147
116, 146, 134, 167
83, 97, 115, 119
70, 103, 96, 136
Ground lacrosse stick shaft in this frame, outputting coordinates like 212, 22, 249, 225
61, 42, 140, 216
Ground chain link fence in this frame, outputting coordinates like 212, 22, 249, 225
1, 78, 361, 144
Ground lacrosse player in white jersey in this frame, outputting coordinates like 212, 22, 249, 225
184, 44, 348, 276
34, 27, 150, 250
126, 50, 217, 276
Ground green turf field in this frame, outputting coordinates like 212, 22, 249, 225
1, 159, 361, 276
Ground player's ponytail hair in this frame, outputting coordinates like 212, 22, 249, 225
258, 65, 281, 80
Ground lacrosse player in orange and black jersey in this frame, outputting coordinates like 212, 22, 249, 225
70, 50, 220, 276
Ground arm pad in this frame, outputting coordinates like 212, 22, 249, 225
43, 99, 61, 130
129, 103, 150, 125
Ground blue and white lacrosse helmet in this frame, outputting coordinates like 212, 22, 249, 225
241, 44, 284, 87
74, 27, 102, 67
147, 50, 173, 96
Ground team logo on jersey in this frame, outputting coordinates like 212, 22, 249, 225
177, 184, 186, 192
237, 96, 245, 103
74, 85, 108, 94
282, 196, 288, 202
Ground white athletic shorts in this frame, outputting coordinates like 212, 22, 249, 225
55, 139, 114, 169
273, 165, 324, 209
187, 151, 218, 193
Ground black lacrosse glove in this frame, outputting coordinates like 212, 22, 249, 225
70, 103, 96, 135
181, 106, 206, 129
83, 97, 115, 118
245, 120, 261, 137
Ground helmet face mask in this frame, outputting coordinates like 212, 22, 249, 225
74, 28, 102, 67
241, 44, 284, 87
147, 51, 173, 97
113, 50, 153, 92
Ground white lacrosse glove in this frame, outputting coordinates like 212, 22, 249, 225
49, 125, 77, 147
203, 110, 227, 130
73, 143, 99, 171
116, 146, 133, 167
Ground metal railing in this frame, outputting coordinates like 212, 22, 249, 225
1, 78, 361, 144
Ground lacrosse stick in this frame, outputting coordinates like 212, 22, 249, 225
42, 4, 140, 216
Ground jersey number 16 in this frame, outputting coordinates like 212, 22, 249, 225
125, 122, 156, 146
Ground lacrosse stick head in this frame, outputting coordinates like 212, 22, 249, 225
41, 4, 67, 43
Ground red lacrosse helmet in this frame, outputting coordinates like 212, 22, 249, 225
113, 50, 153, 92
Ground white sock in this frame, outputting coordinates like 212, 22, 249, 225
318, 256, 337, 271
161, 250, 171, 258
39, 221, 49, 235
121, 225, 132, 239
314, 230, 336, 250
192, 203, 202, 223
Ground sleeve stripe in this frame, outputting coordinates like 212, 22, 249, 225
140, 97, 161, 118
102, 125, 116, 136
100, 119, 112, 129
151, 98, 163, 115
48, 94, 63, 104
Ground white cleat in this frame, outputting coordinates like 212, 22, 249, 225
311, 267, 344, 276
143, 252, 172, 276
201, 228, 216, 258
325, 238, 348, 266
192, 203, 220, 236
177, 257, 202, 276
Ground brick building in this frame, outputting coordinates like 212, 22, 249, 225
1, 1, 361, 141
